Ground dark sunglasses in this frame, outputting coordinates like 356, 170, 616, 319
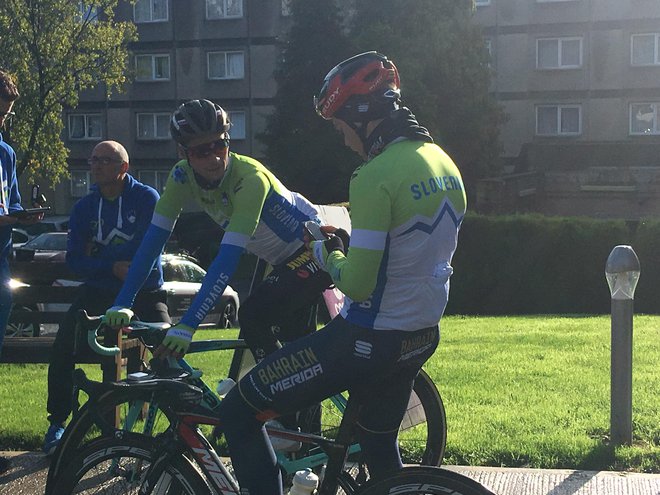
184, 138, 229, 159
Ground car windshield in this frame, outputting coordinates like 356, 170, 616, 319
23, 233, 67, 251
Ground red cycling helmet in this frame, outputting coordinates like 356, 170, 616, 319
314, 51, 401, 122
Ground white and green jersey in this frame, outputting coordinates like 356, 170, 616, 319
154, 153, 319, 265
315, 139, 466, 331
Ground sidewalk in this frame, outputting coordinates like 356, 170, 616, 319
1, 450, 659, 494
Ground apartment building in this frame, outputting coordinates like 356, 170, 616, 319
474, 0, 660, 219
48, 0, 293, 215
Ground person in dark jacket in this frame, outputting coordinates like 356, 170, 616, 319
0, 68, 43, 474
42, 140, 171, 455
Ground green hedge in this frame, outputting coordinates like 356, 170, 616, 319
446, 214, 659, 315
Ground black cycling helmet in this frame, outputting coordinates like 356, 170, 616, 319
314, 51, 401, 123
170, 99, 231, 147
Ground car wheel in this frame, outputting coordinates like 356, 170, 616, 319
217, 300, 237, 329
7, 305, 40, 337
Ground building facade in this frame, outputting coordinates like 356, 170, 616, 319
48, 0, 293, 215
474, 0, 660, 219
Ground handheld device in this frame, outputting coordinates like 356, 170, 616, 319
31, 184, 47, 207
9, 206, 51, 218
304, 220, 326, 241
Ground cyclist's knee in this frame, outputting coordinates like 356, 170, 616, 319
218, 387, 262, 434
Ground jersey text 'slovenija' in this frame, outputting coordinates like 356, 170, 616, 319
115, 153, 319, 329
317, 140, 467, 331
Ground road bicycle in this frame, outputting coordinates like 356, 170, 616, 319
49, 362, 495, 495
46, 312, 447, 493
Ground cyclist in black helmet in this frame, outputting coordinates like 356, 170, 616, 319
105, 99, 334, 371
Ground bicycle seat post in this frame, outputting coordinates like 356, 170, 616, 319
318, 397, 362, 495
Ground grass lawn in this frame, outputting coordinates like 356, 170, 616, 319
0, 315, 658, 472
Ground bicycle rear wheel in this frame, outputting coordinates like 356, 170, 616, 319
357, 466, 496, 495
296, 368, 446, 467
51, 435, 210, 494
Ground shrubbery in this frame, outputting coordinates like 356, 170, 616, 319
447, 214, 659, 315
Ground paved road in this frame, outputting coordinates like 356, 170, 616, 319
1, 451, 659, 494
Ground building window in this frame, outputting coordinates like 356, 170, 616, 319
78, 2, 99, 22
69, 114, 102, 140
134, 0, 168, 23
484, 38, 493, 66
537, 37, 582, 69
206, 0, 243, 19
631, 34, 660, 66
137, 113, 170, 140
228, 111, 246, 139
630, 103, 660, 135
138, 170, 170, 194
71, 171, 91, 198
208, 51, 245, 80
281, 0, 293, 16
136, 54, 170, 81
474, 0, 491, 6
536, 105, 581, 136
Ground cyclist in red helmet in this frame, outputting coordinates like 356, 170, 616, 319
218, 53, 467, 494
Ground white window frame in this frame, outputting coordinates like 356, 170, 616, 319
536, 37, 583, 69
535, 104, 582, 136
134, 0, 168, 23
207, 51, 245, 80
70, 171, 91, 198
68, 114, 103, 140
135, 54, 171, 81
281, 0, 293, 16
228, 111, 246, 140
630, 34, 660, 66
630, 103, 660, 135
474, 0, 491, 6
136, 112, 171, 140
206, 0, 243, 20
138, 170, 170, 193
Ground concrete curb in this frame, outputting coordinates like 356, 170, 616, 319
1, 451, 659, 494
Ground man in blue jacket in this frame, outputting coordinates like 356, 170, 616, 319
0, 68, 44, 474
43, 140, 171, 454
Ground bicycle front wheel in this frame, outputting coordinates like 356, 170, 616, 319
51, 435, 210, 494
357, 466, 496, 495
47, 387, 177, 493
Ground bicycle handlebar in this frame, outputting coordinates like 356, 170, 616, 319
77, 310, 171, 357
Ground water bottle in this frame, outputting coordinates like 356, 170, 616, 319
216, 377, 236, 397
287, 468, 319, 495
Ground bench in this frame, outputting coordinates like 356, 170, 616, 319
1, 261, 145, 381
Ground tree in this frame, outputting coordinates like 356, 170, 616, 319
0, 0, 136, 183
259, 0, 358, 204
350, 0, 506, 195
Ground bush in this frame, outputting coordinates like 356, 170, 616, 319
445, 214, 660, 314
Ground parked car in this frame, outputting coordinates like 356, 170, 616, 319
11, 228, 32, 249
6, 253, 240, 337
14, 231, 67, 262
21, 215, 69, 236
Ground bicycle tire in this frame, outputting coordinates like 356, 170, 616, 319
46, 387, 179, 494
51, 435, 210, 494
295, 368, 446, 467
357, 466, 496, 495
